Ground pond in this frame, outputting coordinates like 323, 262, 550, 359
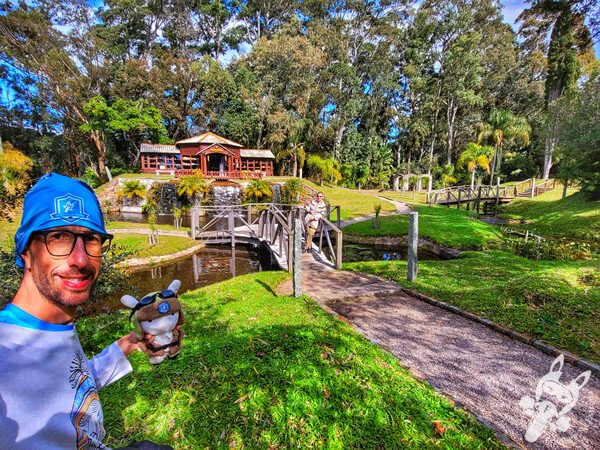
338, 241, 442, 263
84, 243, 274, 315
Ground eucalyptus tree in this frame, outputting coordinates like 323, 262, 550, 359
0, 1, 115, 179
239, 0, 298, 43
246, 29, 326, 156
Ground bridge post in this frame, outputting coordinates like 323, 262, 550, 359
228, 211, 235, 247
191, 208, 198, 239
530, 178, 536, 198
293, 218, 302, 297
407, 212, 418, 281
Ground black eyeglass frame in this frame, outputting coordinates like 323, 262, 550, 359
34, 230, 114, 258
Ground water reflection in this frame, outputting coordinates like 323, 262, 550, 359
85, 245, 266, 315
341, 242, 440, 263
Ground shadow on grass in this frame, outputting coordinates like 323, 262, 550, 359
79, 275, 502, 449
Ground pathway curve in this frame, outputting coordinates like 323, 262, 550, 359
339, 196, 412, 227
277, 255, 600, 449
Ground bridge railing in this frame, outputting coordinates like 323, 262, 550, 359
190, 203, 343, 271
427, 185, 515, 206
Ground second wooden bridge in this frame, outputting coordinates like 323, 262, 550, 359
189, 203, 343, 271
427, 178, 557, 207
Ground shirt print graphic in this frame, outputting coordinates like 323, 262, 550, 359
69, 350, 105, 449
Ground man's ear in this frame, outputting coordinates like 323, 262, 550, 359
20, 247, 32, 271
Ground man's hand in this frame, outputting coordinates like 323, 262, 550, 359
117, 332, 140, 356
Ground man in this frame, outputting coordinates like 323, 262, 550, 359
0, 173, 169, 450
303, 191, 327, 253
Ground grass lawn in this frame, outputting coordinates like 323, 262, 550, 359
343, 204, 503, 250
113, 233, 199, 259
345, 251, 600, 363
301, 180, 397, 220
372, 190, 429, 204
79, 272, 503, 449
107, 220, 191, 232
499, 189, 600, 242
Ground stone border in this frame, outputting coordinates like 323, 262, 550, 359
116, 243, 205, 269
343, 234, 461, 259
399, 287, 600, 379
108, 228, 202, 269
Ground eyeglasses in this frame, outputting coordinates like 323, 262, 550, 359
131, 289, 176, 318
34, 230, 113, 257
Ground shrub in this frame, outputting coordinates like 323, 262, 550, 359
243, 180, 272, 203
281, 179, 303, 204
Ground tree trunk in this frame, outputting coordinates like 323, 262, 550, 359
471, 169, 476, 190
543, 135, 554, 180
89, 130, 108, 182
489, 145, 498, 185
446, 97, 458, 165
333, 123, 346, 161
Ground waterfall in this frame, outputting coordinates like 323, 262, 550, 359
158, 182, 179, 214
210, 181, 242, 207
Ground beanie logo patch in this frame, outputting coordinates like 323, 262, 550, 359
51, 194, 89, 223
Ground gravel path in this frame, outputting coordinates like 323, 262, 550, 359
278, 259, 600, 449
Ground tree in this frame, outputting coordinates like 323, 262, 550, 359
306, 155, 341, 186
177, 171, 210, 205
117, 180, 147, 205
477, 109, 531, 184
0, 141, 33, 219
0, 3, 113, 179
457, 143, 493, 189
243, 179, 272, 203
80, 96, 170, 167
551, 72, 600, 198
518, 0, 598, 179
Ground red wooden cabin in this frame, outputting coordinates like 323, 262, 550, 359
140, 132, 275, 179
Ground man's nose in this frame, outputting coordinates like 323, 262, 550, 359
67, 236, 90, 266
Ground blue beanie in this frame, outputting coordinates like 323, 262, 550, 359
14, 172, 107, 268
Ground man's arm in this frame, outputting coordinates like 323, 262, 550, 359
88, 332, 139, 389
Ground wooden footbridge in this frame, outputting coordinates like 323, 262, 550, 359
427, 178, 557, 207
190, 204, 343, 271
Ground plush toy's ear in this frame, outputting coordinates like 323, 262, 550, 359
121, 295, 139, 309
168, 279, 182, 295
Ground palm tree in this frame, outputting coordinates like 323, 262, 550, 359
117, 180, 147, 205
477, 109, 530, 184
276, 143, 306, 178
281, 179, 303, 204
457, 143, 494, 189
243, 180, 272, 203
177, 170, 209, 205
306, 155, 341, 186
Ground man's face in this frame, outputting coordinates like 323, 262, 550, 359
22, 226, 103, 308
316, 194, 323, 201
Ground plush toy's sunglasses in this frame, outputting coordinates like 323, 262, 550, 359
130, 289, 176, 319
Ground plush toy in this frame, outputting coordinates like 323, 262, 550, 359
121, 280, 185, 365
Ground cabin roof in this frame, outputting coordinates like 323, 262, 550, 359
140, 143, 179, 154
240, 149, 275, 159
176, 131, 242, 147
